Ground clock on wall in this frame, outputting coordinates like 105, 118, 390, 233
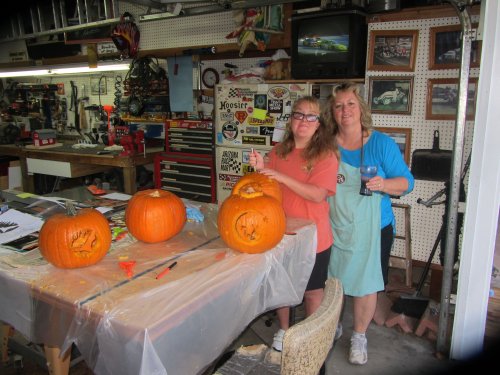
202, 68, 220, 89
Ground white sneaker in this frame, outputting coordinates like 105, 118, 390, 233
334, 322, 343, 342
272, 329, 285, 352
349, 333, 367, 365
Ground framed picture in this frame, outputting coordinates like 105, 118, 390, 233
368, 76, 413, 115
368, 30, 419, 71
375, 127, 412, 166
429, 24, 482, 70
426, 78, 478, 120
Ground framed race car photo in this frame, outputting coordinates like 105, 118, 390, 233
368, 76, 414, 115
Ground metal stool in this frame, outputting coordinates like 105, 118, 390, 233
389, 203, 413, 287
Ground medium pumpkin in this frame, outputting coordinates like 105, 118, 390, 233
218, 184, 286, 254
38, 202, 112, 269
125, 189, 186, 243
231, 172, 282, 203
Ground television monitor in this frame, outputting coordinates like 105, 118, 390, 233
291, 8, 368, 80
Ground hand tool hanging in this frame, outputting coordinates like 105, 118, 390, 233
70, 81, 80, 133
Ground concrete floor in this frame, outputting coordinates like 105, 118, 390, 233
231, 296, 455, 375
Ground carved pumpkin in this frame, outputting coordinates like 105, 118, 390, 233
125, 189, 186, 243
218, 183, 286, 254
38, 202, 112, 269
231, 172, 282, 203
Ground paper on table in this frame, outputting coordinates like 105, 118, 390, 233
101, 193, 132, 201
0, 209, 44, 245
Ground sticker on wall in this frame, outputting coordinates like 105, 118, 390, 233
268, 86, 290, 100
219, 150, 241, 174
235, 111, 248, 123
218, 173, 242, 192
268, 99, 283, 114
220, 112, 234, 122
242, 136, 266, 145
221, 121, 239, 141
259, 127, 274, 137
254, 94, 267, 110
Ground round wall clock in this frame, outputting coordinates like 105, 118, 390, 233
202, 68, 220, 89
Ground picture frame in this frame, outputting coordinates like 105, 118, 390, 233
429, 24, 482, 70
375, 127, 412, 166
368, 30, 419, 72
426, 78, 478, 120
368, 76, 414, 115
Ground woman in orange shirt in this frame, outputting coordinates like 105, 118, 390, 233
250, 95, 339, 352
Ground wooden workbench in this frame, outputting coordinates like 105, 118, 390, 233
0, 144, 163, 194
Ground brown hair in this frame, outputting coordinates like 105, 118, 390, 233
274, 96, 338, 171
322, 82, 373, 139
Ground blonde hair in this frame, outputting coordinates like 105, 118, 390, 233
322, 82, 373, 139
274, 96, 338, 171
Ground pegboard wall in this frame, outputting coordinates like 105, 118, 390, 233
366, 15, 480, 264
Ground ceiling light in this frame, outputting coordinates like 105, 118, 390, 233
0, 62, 131, 78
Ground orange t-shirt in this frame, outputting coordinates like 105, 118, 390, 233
268, 148, 338, 253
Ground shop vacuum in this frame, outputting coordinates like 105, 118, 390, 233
391, 130, 467, 319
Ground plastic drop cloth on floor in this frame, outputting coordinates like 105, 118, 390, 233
0, 202, 316, 375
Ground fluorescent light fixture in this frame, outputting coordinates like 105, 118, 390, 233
0, 62, 130, 78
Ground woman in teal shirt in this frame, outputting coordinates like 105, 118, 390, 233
322, 82, 414, 365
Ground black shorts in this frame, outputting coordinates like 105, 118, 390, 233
306, 247, 331, 291
381, 224, 394, 286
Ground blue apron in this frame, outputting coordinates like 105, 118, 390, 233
328, 161, 384, 296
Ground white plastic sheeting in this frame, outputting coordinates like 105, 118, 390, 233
0, 204, 316, 375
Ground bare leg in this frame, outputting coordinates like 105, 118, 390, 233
276, 306, 290, 330
304, 288, 324, 316
353, 293, 377, 333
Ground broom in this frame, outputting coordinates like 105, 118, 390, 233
391, 221, 445, 319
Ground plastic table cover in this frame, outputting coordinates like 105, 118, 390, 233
0, 202, 316, 375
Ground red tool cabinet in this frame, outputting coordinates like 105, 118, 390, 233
155, 119, 215, 203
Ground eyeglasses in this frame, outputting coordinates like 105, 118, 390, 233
292, 112, 320, 122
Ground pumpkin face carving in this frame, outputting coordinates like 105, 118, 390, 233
218, 179, 286, 254
125, 189, 186, 243
39, 203, 112, 269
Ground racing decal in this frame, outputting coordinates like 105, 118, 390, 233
218, 173, 242, 191
219, 151, 241, 174
220, 112, 234, 122
259, 127, 274, 137
268, 99, 283, 114
235, 111, 248, 123
245, 126, 259, 134
247, 116, 275, 126
254, 94, 267, 110
219, 100, 249, 111
221, 121, 239, 141
276, 113, 291, 122
242, 136, 266, 145
268, 86, 290, 100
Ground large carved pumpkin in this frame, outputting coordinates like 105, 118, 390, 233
39, 203, 112, 269
125, 189, 186, 243
218, 182, 286, 254
231, 172, 282, 203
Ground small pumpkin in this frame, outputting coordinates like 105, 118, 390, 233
231, 172, 282, 203
218, 183, 286, 254
38, 202, 112, 269
125, 189, 186, 243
